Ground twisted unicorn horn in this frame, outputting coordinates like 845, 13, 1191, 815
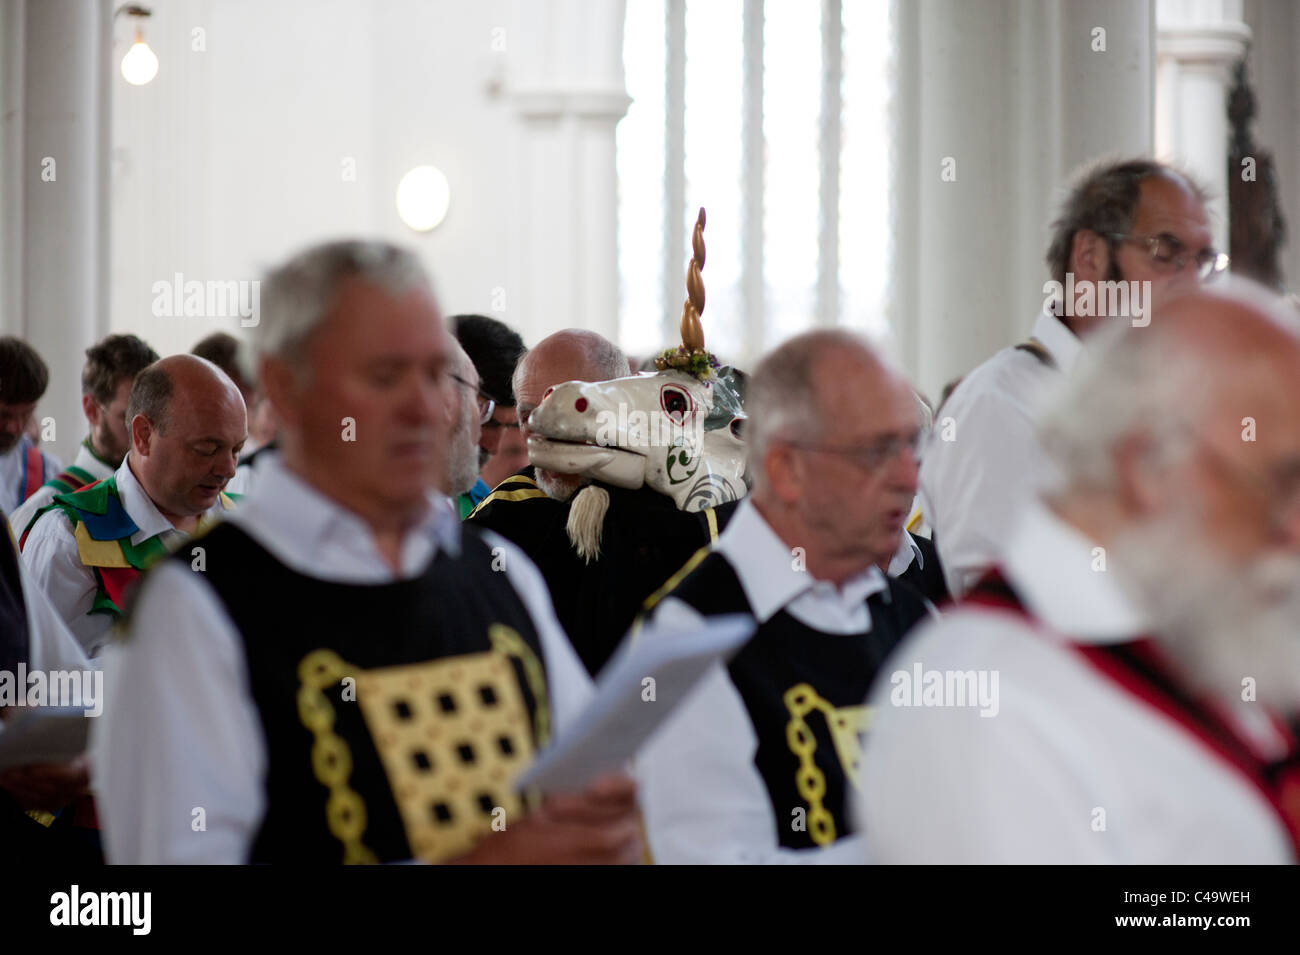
681, 207, 706, 352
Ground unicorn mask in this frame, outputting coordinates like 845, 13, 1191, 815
526, 208, 749, 559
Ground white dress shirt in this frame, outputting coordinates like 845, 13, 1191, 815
9, 439, 118, 540
91, 452, 593, 865
20, 457, 229, 657
857, 499, 1295, 864
636, 498, 887, 864
919, 310, 1082, 596
886, 531, 925, 579
0, 436, 61, 514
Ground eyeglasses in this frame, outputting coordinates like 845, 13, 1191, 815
1105, 232, 1230, 282
780, 430, 923, 471
448, 373, 496, 425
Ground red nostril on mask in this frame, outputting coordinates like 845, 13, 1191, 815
574, 397, 588, 413
543, 386, 555, 400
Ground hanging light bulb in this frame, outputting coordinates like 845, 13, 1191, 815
115, 5, 158, 86
121, 29, 159, 85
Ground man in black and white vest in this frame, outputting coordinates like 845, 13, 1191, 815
636, 329, 931, 863
93, 240, 641, 865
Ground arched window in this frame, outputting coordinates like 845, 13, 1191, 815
617, 0, 895, 367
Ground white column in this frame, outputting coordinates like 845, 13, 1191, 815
893, 0, 1154, 402
0, 0, 111, 465
510, 0, 630, 346
1156, 0, 1252, 252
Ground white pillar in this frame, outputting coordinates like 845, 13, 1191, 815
0, 0, 111, 465
1156, 0, 1252, 252
894, 0, 1154, 402
510, 0, 630, 346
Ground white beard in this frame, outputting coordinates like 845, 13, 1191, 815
1109, 514, 1300, 715
536, 468, 588, 502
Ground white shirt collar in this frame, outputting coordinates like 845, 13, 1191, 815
230, 451, 459, 582
73, 441, 118, 480
115, 457, 226, 545
1000, 498, 1147, 643
715, 498, 888, 625
1030, 310, 1084, 375
887, 531, 924, 577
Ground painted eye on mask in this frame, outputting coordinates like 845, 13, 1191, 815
660, 386, 692, 425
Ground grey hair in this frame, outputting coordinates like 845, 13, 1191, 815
746, 329, 877, 479
254, 240, 433, 368
1037, 323, 1196, 495
510, 331, 630, 403
126, 362, 175, 434
1045, 157, 1209, 286
1040, 276, 1300, 495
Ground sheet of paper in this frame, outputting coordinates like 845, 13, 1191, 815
517, 613, 754, 794
0, 707, 91, 770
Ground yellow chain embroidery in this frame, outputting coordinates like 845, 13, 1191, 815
783, 683, 873, 847
488, 624, 551, 747
296, 648, 378, 865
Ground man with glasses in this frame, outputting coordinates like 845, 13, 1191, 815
920, 158, 1223, 596
442, 338, 497, 517
860, 280, 1300, 863
636, 329, 931, 863
448, 314, 527, 493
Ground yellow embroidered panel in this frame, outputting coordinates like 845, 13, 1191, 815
784, 682, 873, 847
355, 650, 535, 864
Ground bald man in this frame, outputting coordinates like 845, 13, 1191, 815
468, 328, 741, 676
862, 279, 1300, 863
20, 355, 247, 656
511, 328, 631, 501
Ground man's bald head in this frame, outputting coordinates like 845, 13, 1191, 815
128, 354, 248, 521
128, 354, 246, 435
512, 329, 628, 500
512, 329, 629, 430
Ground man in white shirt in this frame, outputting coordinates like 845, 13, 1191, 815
861, 280, 1300, 863
636, 329, 931, 864
9, 334, 159, 538
93, 239, 641, 865
19, 354, 246, 657
920, 158, 1222, 595
0, 337, 62, 512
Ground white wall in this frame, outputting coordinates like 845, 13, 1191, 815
110, 0, 529, 357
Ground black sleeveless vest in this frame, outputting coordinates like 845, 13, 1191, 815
182, 522, 548, 864
663, 551, 929, 849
